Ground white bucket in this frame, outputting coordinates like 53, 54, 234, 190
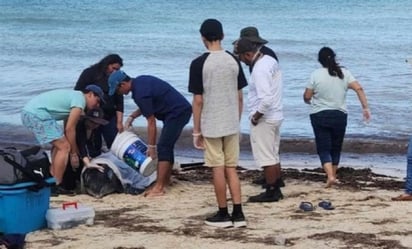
111, 131, 157, 177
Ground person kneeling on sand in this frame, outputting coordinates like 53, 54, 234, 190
108, 70, 192, 197
62, 108, 156, 196
21, 85, 104, 195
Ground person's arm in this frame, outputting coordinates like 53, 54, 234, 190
236, 57, 247, 121
146, 115, 157, 159
303, 88, 314, 104
192, 94, 203, 135
65, 108, 82, 154
238, 89, 243, 121
76, 127, 91, 166
348, 81, 371, 121
251, 67, 275, 125
124, 109, 142, 128
192, 94, 204, 149
304, 72, 315, 104
116, 110, 124, 133
65, 107, 82, 167
114, 94, 124, 132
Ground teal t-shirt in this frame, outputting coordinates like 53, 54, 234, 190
23, 89, 85, 120
306, 68, 356, 114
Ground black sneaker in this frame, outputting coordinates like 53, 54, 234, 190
51, 185, 76, 197
205, 212, 233, 228
232, 213, 247, 228
248, 188, 283, 203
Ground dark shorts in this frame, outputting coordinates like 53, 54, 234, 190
157, 109, 191, 163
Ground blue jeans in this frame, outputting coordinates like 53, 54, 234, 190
406, 136, 412, 194
310, 110, 347, 166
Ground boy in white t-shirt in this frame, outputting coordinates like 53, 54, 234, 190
189, 19, 248, 228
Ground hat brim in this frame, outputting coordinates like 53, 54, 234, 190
246, 37, 268, 44
233, 37, 268, 45
85, 117, 109, 125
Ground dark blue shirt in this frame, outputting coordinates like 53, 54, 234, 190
131, 75, 191, 121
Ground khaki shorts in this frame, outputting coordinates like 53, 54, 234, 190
250, 119, 282, 168
203, 133, 239, 167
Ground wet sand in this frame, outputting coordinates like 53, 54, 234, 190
1, 125, 408, 178
1, 124, 409, 154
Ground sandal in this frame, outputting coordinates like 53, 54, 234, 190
318, 200, 335, 210
299, 201, 314, 211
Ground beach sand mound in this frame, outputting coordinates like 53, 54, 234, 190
25, 167, 411, 249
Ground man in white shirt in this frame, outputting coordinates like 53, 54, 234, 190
236, 38, 284, 202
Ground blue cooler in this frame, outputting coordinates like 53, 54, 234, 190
0, 178, 55, 234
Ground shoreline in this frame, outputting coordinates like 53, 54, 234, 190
1, 124, 408, 178
1, 123, 409, 154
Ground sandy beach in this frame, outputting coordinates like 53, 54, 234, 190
2, 127, 411, 249
23, 165, 412, 249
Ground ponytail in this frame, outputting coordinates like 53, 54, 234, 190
318, 47, 343, 79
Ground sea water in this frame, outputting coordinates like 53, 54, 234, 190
1, 0, 412, 140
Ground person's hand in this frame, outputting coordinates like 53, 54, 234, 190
251, 117, 259, 126
251, 112, 262, 126
70, 153, 79, 169
363, 108, 371, 123
192, 133, 204, 150
146, 146, 158, 159
86, 163, 104, 173
117, 122, 124, 133
124, 116, 135, 129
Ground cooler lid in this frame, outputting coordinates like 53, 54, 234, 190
0, 177, 55, 190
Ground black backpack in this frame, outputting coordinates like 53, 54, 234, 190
0, 146, 52, 188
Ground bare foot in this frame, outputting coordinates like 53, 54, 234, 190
325, 177, 336, 188
144, 188, 165, 197
391, 194, 412, 201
